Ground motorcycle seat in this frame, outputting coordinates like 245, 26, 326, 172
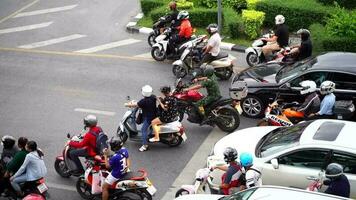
121, 171, 146, 181
215, 52, 228, 60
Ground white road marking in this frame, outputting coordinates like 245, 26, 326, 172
126, 21, 137, 27
0, 22, 53, 34
74, 38, 141, 53
74, 108, 116, 116
139, 27, 153, 34
134, 13, 144, 19
18, 34, 86, 49
134, 52, 152, 59
47, 182, 77, 192
13, 4, 78, 18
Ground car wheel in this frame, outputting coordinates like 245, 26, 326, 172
242, 95, 265, 118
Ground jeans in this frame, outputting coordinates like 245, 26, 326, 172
11, 173, 27, 193
141, 117, 151, 145
69, 148, 88, 171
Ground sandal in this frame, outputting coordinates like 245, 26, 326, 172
139, 145, 148, 152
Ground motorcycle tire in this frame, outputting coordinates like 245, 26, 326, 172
54, 159, 71, 178
116, 128, 128, 143
147, 32, 156, 47
76, 176, 92, 200
214, 67, 233, 80
172, 64, 187, 78
168, 134, 183, 147
215, 107, 240, 133
151, 46, 166, 61
136, 189, 152, 200
178, 111, 184, 122
117, 192, 142, 200
246, 52, 260, 67
175, 188, 191, 197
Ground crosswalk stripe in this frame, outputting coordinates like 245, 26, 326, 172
13, 4, 78, 18
18, 34, 86, 49
0, 22, 53, 34
74, 38, 141, 53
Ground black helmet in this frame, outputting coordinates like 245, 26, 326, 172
84, 115, 97, 128
297, 29, 310, 41
109, 136, 124, 152
1, 135, 16, 149
206, 23, 218, 35
203, 65, 215, 77
223, 147, 238, 163
325, 163, 343, 179
160, 86, 171, 94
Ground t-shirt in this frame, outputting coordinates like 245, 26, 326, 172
6, 149, 28, 173
207, 33, 221, 56
275, 24, 289, 47
325, 174, 350, 198
159, 96, 178, 123
201, 75, 221, 98
224, 163, 242, 184
109, 148, 129, 179
245, 167, 262, 188
297, 39, 312, 60
318, 93, 335, 116
137, 96, 157, 121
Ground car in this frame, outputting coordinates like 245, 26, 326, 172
207, 119, 356, 197
232, 52, 356, 118
174, 186, 351, 200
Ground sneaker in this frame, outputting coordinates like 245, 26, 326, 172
139, 145, 148, 152
149, 138, 160, 142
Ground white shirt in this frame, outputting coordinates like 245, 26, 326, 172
245, 166, 262, 188
207, 33, 221, 56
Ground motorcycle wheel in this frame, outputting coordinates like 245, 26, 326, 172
136, 189, 152, 200
168, 134, 183, 147
76, 176, 93, 200
54, 159, 71, 178
257, 119, 269, 126
114, 191, 142, 200
214, 67, 233, 80
116, 128, 128, 143
175, 188, 190, 197
172, 64, 187, 78
178, 111, 184, 122
147, 32, 156, 47
246, 52, 260, 67
215, 107, 240, 133
151, 47, 166, 61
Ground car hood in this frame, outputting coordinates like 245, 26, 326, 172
175, 194, 224, 200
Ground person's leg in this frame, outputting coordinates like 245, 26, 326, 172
198, 53, 214, 67
139, 118, 150, 151
150, 118, 162, 142
262, 43, 280, 61
69, 148, 88, 172
102, 173, 118, 200
10, 174, 27, 195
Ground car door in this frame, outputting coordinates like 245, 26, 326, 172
329, 72, 356, 102
262, 149, 331, 189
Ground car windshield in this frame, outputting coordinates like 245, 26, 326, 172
219, 188, 257, 200
275, 58, 317, 83
256, 121, 312, 158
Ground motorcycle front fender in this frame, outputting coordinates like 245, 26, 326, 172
172, 59, 183, 67
56, 155, 64, 161
152, 43, 162, 51
180, 185, 196, 194
245, 47, 259, 55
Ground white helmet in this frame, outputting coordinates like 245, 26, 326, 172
299, 80, 317, 95
320, 81, 335, 95
275, 15, 285, 25
141, 85, 153, 97
177, 10, 189, 20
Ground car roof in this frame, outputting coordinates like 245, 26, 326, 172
310, 52, 356, 73
299, 119, 356, 150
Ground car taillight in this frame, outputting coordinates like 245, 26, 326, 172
179, 126, 185, 134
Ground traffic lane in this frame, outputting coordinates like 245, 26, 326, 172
0, 0, 34, 21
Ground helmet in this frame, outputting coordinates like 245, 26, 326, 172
240, 152, 253, 167
203, 65, 215, 77
320, 81, 335, 95
160, 86, 171, 94
109, 136, 124, 151
275, 15, 285, 25
1, 135, 16, 149
299, 80, 317, 95
223, 147, 238, 163
325, 163, 343, 179
177, 10, 189, 20
169, 1, 177, 11
141, 85, 153, 97
206, 23, 218, 35
297, 28, 310, 41
84, 115, 97, 128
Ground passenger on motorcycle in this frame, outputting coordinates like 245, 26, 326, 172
262, 15, 289, 61
150, 86, 178, 142
289, 29, 312, 61
1, 135, 18, 165
212, 147, 243, 195
308, 81, 336, 119
68, 115, 103, 174
198, 23, 221, 66
164, 1, 179, 28
324, 163, 350, 198
171, 11, 192, 47
102, 136, 131, 200
10, 141, 46, 197
239, 152, 262, 189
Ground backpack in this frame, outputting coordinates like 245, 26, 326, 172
89, 127, 108, 155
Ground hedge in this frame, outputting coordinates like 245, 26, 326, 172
242, 10, 265, 39
246, 0, 260, 10
197, 0, 247, 11
317, 0, 356, 9
140, 0, 165, 15
224, 8, 244, 38
255, 0, 334, 31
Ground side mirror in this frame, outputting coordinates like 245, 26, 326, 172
271, 158, 279, 169
285, 83, 291, 88
127, 96, 131, 101
67, 133, 71, 138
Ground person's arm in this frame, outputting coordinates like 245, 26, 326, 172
69, 133, 90, 148
125, 158, 131, 172
6, 152, 22, 173
126, 101, 138, 108
11, 154, 29, 179
204, 45, 213, 54
264, 35, 277, 42
214, 165, 228, 171
103, 148, 111, 169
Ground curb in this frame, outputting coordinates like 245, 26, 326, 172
126, 13, 247, 53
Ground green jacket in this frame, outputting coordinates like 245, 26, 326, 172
6, 149, 28, 173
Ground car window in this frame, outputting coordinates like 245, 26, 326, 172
276, 58, 316, 83
331, 151, 356, 174
331, 72, 356, 90
221, 188, 257, 200
278, 149, 330, 169
290, 71, 328, 87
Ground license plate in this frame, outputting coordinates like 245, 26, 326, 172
181, 133, 187, 141
235, 103, 242, 115
147, 185, 157, 195
37, 183, 48, 194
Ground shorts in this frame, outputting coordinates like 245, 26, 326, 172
105, 173, 119, 185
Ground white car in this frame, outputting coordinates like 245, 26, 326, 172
174, 186, 351, 200
207, 119, 356, 197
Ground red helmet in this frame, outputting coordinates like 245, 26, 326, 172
23, 194, 46, 200
169, 1, 177, 10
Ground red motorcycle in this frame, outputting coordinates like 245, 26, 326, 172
172, 79, 240, 133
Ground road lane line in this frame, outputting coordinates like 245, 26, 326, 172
74, 39, 141, 53
134, 52, 152, 59
0, 22, 53, 34
18, 34, 86, 49
74, 108, 116, 116
13, 4, 78, 18
47, 182, 77, 192
0, 0, 39, 24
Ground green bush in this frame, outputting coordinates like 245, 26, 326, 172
224, 8, 245, 38
242, 10, 265, 39
325, 8, 356, 38
317, 0, 356, 9
177, 0, 194, 9
255, 0, 334, 31
246, 0, 260, 10
199, 0, 247, 11
140, 0, 165, 15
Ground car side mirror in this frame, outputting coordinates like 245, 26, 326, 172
285, 83, 291, 88
271, 158, 279, 169
67, 133, 71, 138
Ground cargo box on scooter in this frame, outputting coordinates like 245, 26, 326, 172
333, 100, 355, 120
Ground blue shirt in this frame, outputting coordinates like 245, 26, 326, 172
109, 148, 129, 179
318, 93, 335, 115
325, 174, 350, 198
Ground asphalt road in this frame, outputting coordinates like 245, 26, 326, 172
0, 1, 256, 199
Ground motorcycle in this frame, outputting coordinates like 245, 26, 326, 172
148, 16, 168, 47
116, 97, 187, 147
173, 79, 240, 133
172, 35, 234, 80
7, 178, 49, 200
76, 159, 156, 200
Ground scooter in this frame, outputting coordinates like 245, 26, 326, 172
148, 16, 168, 47
116, 97, 187, 147
7, 178, 49, 200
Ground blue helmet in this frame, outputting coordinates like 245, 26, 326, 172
240, 152, 253, 167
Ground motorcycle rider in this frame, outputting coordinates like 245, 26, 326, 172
164, 1, 179, 28
199, 23, 221, 66
239, 152, 262, 189
324, 163, 350, 198
171, 11, 192, 47
68, 115, 103, 174
262, 15, 289, 61
289, 29, 312, 61
308, 81, 336, 119
1, 135, 18, 165
102, 136, 131, 200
